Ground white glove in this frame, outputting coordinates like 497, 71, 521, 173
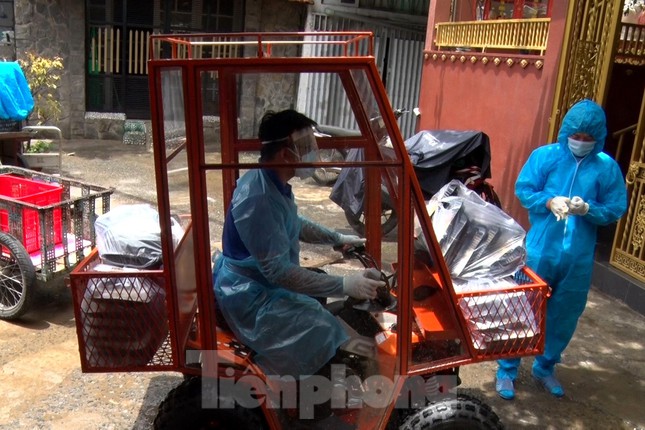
549, 196, 570, 221
335, 233, 366, 247
342, 268, 385, 300
568, 196, 589, 216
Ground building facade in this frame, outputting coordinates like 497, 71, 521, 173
4, 0, 428, 140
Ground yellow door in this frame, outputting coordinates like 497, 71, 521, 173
611, 88, 645, 282
548, 0, 623, 141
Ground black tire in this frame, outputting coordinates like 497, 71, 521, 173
399, 393, 503, 430
0, 232, 36, 320
344, 191, 398, 237
154, 376, 268, 430
312, 148, 346, 186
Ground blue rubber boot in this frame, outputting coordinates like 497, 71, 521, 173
496, 358, 520, 400
532, 370, 564, 397
495, 376, 515, 400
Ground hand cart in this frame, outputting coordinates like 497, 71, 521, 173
0, 166, 113, 319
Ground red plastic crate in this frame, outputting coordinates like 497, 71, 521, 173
0, 174, 63, 253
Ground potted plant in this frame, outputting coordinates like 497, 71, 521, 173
21, 130, 62, 171
16, 53, 64, 171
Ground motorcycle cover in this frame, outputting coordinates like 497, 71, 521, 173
406, 130, 491, 198
329, 130, 492, 216
329, 147, 365, 217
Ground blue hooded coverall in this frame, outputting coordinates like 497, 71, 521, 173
213, 169, 349, 377
497, 99, 627, 380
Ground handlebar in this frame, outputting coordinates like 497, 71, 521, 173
334, 244, 397, 311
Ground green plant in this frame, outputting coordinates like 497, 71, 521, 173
17, 52, 64, 125
25, 139, 53, 153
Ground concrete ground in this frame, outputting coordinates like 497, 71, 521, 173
0, 139, 643, 429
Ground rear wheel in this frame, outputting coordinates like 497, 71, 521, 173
0, 232, 36, 320
344, 190, 398, 237
154, 376, 268, 430
398, 393, 503, 430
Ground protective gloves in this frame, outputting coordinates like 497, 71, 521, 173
342, 268, 385, 300
335, 233, 366, 247
568, 196, 589, 216
548, 196, 570, 221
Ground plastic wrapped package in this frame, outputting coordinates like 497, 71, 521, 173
458, 291, 538, 350
452, 276, 520, 294
80, 263, 168, 367
423, 180, 526, 279
95, 204, 184, 269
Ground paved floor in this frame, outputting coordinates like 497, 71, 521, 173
0, 139, 643, 429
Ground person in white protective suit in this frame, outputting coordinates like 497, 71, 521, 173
213, 109, 385, 378
495, 99, 627, 400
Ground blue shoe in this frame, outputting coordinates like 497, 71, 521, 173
533, 372, 564, 397
495, 376, 515, 400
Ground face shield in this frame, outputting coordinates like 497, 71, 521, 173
289, 127, 320, 179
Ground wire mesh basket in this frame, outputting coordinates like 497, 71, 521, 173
70, 249, 175, 372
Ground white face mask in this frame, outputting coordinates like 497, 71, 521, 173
288, 128, 319, 179
295, 151, 318, 179
567, 137, 595, 158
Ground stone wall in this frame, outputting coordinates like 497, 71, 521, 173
238, 0, 308, 138
14, 0, 84, 139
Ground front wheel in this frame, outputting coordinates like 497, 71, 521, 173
399, 393, 503, 430
0, 232, 36, 320
154, 376, 268, 430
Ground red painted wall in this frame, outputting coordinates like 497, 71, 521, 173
417, 1, 570, 228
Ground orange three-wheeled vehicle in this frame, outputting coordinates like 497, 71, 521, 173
70, 32, 548, 429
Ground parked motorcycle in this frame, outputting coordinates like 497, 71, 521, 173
311, 125, 353, 186
330, 130, 501, 236
313, 109, 416, 186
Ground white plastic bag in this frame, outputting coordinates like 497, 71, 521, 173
422, 180, 526, 279
95, 204, 184, 269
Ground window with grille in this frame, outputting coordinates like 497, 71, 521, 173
86, 0, 244, 118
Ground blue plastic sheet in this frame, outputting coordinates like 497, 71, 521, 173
0, 62, 34, 121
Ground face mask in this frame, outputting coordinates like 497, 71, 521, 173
288, 128, 319, 179
295, 150, 318, 179
567, 137, 595, 158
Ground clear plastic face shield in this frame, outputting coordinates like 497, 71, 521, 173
289, 127, 320, 179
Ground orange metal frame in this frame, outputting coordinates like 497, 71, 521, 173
69, 31, 548, 430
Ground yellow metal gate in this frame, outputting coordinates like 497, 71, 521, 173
548, 0, 645, 281
548, 0, 622, 140
611, 89, 645, 282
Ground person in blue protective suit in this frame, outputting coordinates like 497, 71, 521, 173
213, 109, 385, 379
495, 99, 627, 400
